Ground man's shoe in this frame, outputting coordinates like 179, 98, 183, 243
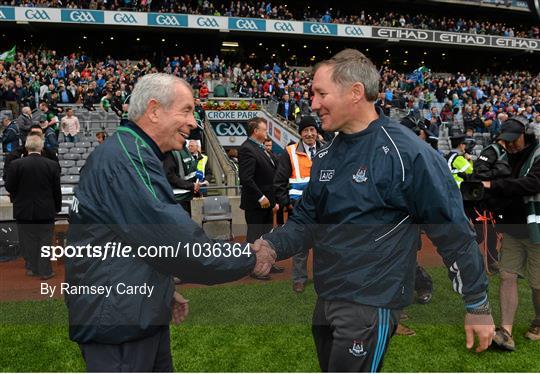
525, 325, 540, 341
293, 282, 305, 293
396, 323, 416, 336
40, 272, 56, 281
250, 273, 271, 281
270, 264, 284, 273
492, 327, 516, 351
416, 291, 432, 304
399, 312, 409, 321
25, 270, 37, 276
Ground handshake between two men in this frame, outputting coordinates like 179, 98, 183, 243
250, 239, 277, 277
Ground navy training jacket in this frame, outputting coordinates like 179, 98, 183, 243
66, 122, 255, 344
264, 111, 488, 309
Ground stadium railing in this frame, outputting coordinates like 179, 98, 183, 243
202, 117, 240, 197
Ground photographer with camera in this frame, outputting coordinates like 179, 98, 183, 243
481, 116, 540, 350
461, 137, 511, 274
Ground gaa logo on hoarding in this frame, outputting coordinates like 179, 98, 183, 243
69, 11, 96, 23
215, 123, 247, 136
113, 13, 137, 23
25, 9, 50, 20
274, 21, 294, 32
235, 19, 259, 30
156, 14, 180, 26
197, 16, 219, 27
344, 26, 364, 36
310, 23, 331, 34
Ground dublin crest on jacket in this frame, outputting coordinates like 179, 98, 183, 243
352, 167, 368, 183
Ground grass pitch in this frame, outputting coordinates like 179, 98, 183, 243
0, 267, 537, 372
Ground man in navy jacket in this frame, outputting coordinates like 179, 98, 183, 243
66, 74, 276, 371
256, 49, 494, 372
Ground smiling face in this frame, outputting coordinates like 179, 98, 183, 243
153, 83, 197, 152
311, 65, 352, 133
300, 126, 318, 147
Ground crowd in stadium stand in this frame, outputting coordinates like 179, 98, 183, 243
7, 0, 540, 39
1, 49, 540, 143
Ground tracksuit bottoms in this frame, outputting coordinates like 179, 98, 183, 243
312, 298, 400, 372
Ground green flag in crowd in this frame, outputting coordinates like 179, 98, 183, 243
0, 46, 16, 63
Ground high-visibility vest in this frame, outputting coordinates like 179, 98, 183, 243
196, 154, 208, 178
446, 151, 473, 187
287, 143, 312, 200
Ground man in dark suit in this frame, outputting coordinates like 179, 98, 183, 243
5, 133, 61, 279
277, 93, 297, 122
239, 117, 283, 279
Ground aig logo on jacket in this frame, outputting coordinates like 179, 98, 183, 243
319, 170, 335, 182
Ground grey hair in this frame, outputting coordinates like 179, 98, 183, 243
128, 73, 193, 121
314, 49, 380, 102
25, 134, 44, 153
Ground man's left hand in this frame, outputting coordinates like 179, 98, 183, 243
464, 313, 495, 352
171, 292, 189, 325
482, 181, 491, 189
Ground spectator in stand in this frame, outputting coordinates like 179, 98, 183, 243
199, 83, 209, 99
277, 93, 297, 121
440, 103, 454, 122
375, 92, 392, 117
39, 101, 59, 137
491, 112, 508, 140
16, 106, 34, 144
60, 108, 80, 143
213, 81, 228, 97
39, 116, 59, 153
3, 80, 19, 117
425, 107, 441, 137
111, 90, 125, 118
58, 84, 73, 104
1, 116, 20, 153
100, 91, 113, 112
3, 124, 59, 183
298, 91, 312, 117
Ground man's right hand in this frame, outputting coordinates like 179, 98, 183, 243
259, 196, 270, 209
464, 312, 495, 353
250, 239, 276, 277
